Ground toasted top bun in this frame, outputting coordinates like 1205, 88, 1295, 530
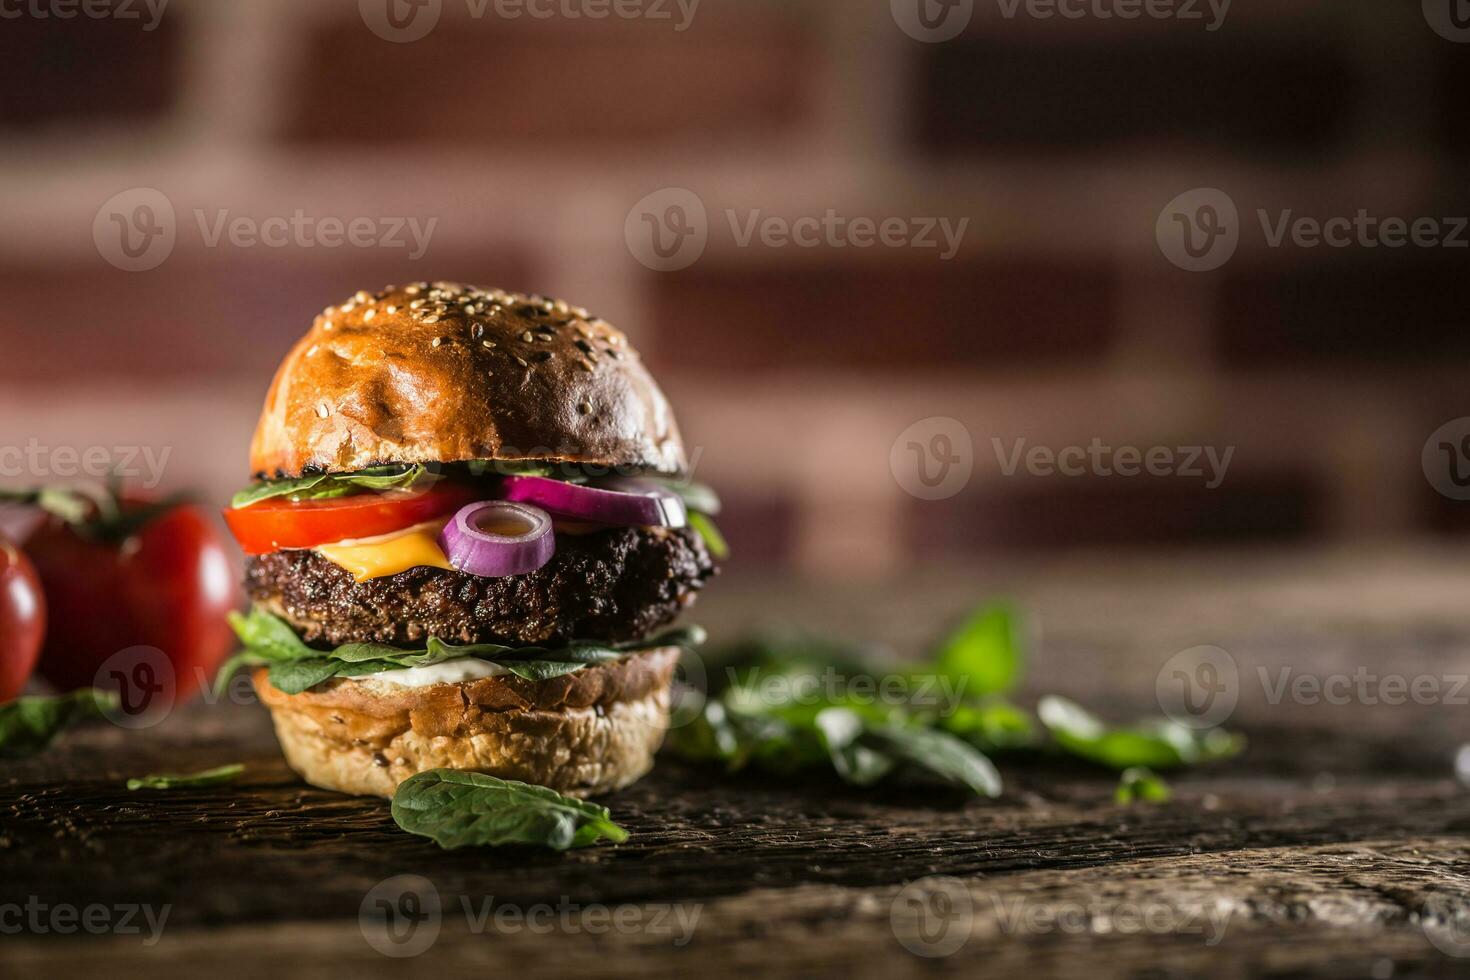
249, 282, 686, 479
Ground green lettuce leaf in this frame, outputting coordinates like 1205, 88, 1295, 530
230, 465, 430, 509
127, 763, 245, 791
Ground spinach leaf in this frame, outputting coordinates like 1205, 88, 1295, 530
1038, 696, 1244, 770
932, 602, 1023, 698
865, 722, 1002, 798
227, 606, 705, 691
230, 465, 429, 509
688, 511, 729, 560
939, 700, 1038, 752
814, 708, 896, 786
391, 769, 629, 850
0, 689, 119, 758
1115, 767, 1171, 804
127, 763, 245, 791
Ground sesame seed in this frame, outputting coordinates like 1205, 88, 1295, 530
470, 322, 484, 339
386, 305, 398, 314
406, 285, 421, 295
322, 320, 334, 331
578, 401, 592, 415
514, 355, 529, 367
481, 340, 496, 349
306, 345, 320, 357
432, 336, 445, 347
423, 315, 440, 324
316, 402, 330, 418
521, 330, 535, 342
363, 309, 376, 322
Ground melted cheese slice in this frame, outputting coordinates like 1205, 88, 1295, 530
313, 520, 454, 581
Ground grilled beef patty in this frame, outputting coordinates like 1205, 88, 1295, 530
245, 526, 715, 648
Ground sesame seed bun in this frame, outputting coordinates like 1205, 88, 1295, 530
249, 282, 687, 480
251, 646, 680, 799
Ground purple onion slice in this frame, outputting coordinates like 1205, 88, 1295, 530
438, 500, 555, 577
500, 476, 687, 528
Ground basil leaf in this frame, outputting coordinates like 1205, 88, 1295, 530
688, 512, 729, 560
939, 700, 1038, 752
500, 661, 588, 681
228, 608, 318, 662
268, 658, 342, 694
865, 723, 1002, 798
390, 769, 629, 850
643, 478, 721, 515
230, 475, 331, 508
814, 708, 896, 787
1038, 695, 1244, 770
127, 763, 245, 791
232, 606, 705, 683
0, 689, 119, 758
932, 602, 1023, 698
1115, 767, 1172, 804
230, 465, 428, 509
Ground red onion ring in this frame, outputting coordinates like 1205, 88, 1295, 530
500, 476, 687, 528
438, 501, 555, 577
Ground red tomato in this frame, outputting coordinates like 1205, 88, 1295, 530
222, 484, 480, 554
0, 536, 46, 701
26, 503, 241, 702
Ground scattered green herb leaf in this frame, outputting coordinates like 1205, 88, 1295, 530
0, 689, 119, 758
127, 763, 245, 791
1115, 767, 1172, 804
391, 769, 629, 850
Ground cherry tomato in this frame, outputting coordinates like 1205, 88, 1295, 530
222, 484, 481, 554
0, 536, 46, 701
26, 502, 241, 702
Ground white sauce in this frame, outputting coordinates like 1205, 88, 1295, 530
346, 657, 510, 688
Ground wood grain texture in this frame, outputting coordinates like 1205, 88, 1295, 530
5, 554, 1470, 978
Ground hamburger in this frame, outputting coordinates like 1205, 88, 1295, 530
221, 282, 721, 799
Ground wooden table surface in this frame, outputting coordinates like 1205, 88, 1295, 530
5, 548, 1470, 979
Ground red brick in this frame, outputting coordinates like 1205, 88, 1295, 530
281, 9, 814, 147
0, 3, 181, 127
645, 257, 1117, 373
915, 35, 1358, 155
1218, 253, 1470, 366
906, 474, 1325, 554
0, 249, 534, 381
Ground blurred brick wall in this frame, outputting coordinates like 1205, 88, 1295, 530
0, 0, 1466, 579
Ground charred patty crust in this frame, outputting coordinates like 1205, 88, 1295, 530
245, 526, 715, 648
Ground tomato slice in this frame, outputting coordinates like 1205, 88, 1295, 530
223, 485, 481, 555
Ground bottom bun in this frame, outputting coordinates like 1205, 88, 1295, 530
252, 646, 680, 799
